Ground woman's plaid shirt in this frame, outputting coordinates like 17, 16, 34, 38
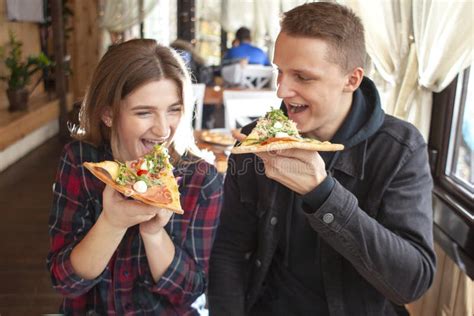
47, 141, 223, 315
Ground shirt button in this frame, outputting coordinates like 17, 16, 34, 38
322, 213, 335, 224
270, 217, 278, 226
255, 259, 262, 268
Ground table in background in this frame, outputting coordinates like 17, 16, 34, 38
194, 130, 231, 174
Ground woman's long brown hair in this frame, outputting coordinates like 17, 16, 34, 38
75, 38, 202, 162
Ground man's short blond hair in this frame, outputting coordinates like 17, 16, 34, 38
281, 2, 366, 72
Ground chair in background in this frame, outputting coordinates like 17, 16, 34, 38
223, 90, 282, 130
191, 83, 206, 130
221, 64, 275, 89
241, 65, 275, 89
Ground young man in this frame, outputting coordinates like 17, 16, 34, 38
223, 26, 271, 66
209, 2, 436, 315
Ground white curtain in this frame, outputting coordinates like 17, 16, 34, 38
350, 0, 473, 140
221, 0, 307, 59
394, 0, 474, 139
101, 0, 159, 33
220, 0, 254, 33
253, 0, 281, 58
280, 0, 309, 12
99, 0, 159, 56
348, 0, 413, 117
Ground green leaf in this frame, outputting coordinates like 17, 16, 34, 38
0, 30, 52, 89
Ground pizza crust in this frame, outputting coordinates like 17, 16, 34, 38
84, 162, 184, 214
231, 139, 344, 154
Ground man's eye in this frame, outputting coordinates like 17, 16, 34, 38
296, 74, 310, 81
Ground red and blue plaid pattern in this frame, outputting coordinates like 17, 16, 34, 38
47, 141, 223, 315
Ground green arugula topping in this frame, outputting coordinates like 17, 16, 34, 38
114, 144, 170, 187
253, 108, 300, 140
265, 108, 289, 122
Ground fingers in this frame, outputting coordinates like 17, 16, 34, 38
156, 208, 173, 220
273, 148, 320, 160
257, 148, 323, 166
139, 214, 157, 222
145, 208, 173, 227
231, 129, 247, 142
102, 184, 115, 197
103, 185, 174, 218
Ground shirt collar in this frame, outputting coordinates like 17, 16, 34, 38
333, 139, 367, 180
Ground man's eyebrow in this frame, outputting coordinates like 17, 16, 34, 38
290, 69, 320, 77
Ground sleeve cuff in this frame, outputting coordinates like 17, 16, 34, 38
50, 246, 102, 295
301, 175, 335, 213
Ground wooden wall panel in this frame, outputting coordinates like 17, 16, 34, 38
69, 0, 102, 101
407, 243, 474, 316
0, 0, 44, 110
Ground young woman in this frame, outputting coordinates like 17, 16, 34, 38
47, 39, 223, 315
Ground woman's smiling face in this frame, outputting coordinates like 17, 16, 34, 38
110, 79, 183, 161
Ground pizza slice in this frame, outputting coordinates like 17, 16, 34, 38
231, 108, 344, 154
84, 144, 183, 214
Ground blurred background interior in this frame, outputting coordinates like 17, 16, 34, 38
0, 0, 472, 315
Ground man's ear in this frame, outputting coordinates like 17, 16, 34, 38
101, 107, 113, 127
343, 67, 364, 92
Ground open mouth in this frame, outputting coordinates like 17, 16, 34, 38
287, 102, 309, 114
142, 139, 168, 152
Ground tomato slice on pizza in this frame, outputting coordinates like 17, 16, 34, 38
84, 144, 183, 214
231, 108, 344, 154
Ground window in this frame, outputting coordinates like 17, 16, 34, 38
429, 67, 474, 279
448, 68, 474, 194
431, 67, 474, 209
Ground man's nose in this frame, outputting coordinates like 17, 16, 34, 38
276, 76, 296, 99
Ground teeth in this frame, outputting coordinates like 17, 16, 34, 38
143, 139, 164, 146
288, 102, 308, 113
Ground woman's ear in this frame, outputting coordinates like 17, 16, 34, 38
343, 67, 364, 92
101, 107, 113, 127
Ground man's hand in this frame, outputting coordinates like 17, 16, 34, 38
231, 129, 246, 142
257, 148, 327, 195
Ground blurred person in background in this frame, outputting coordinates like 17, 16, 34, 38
222, 26, 271, 66
171, 39, 214, 85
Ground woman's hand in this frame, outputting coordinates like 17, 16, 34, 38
101, 185, 158, 230
139, 209, 174, 236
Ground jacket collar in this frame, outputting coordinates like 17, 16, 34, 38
333, 139, 368, 180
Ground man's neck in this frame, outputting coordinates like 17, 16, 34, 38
305, 94, 353, 141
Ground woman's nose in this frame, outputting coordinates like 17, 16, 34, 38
151, 116, 171, 139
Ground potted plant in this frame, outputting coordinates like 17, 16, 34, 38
0, 31, 52, 111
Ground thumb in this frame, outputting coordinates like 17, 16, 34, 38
232, 129, 247, 142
